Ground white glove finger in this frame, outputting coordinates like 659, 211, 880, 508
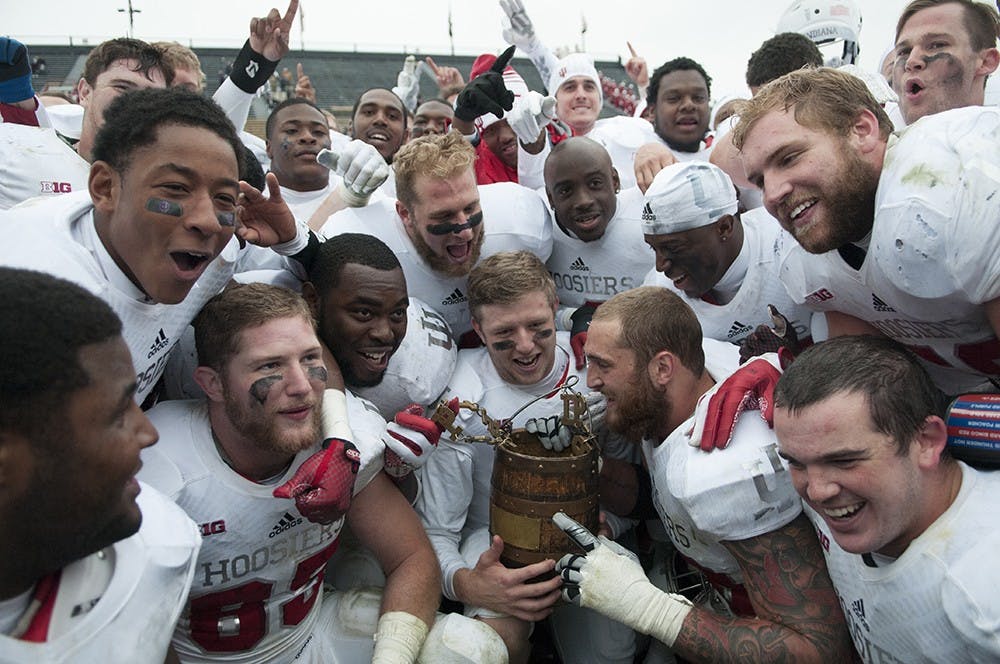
498, 0, 515, 19
385, 421, 435, 468
553, 511, 599, 551
403, 54, 416, 75
347, 155, 385, 193
552, 424, 572, 452
357, 163, 390, 196
540, 95, 557, 119
333, 141, 363, 177
316, 148, 339, 171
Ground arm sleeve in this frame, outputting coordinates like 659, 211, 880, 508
414, 440, 477, 601
941, 531, 1000, 658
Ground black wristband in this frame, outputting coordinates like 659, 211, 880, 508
229, 40, 278, 93
290, 230, 321, 275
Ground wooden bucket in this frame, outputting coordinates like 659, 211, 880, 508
490, 428, 600, 568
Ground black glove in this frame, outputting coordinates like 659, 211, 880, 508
0, 38, 34, 103
453, 45, 515, 122
738, 304, 799, 364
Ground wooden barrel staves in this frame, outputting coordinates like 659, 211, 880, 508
490, 428, 600, 568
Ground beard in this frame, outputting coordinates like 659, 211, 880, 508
222, 387, 321, 457
607, 367, 670, 443
793, 145, 879, 254
411, 226, 485, 278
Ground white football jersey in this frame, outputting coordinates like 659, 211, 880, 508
0, 124, 89, 210
778, 232, 997, 395
319, 181, 552, 338
0, 192, 302, 405
547, 187, 653, 311
643, 350, 800, 581
354, 297, 457, 416
866, 107, 1000, 386
416, 334, 583, 600
138, 398, 384, 664
644, 209, 812, 344
0, 485, 201, 663
808, 464, 1000, 663
280, 183, 336, 227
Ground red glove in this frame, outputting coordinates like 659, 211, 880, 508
697, 359, 781, 452
273, 438, 361, 524
383, 398, 458, 477
570, 301, 601, 370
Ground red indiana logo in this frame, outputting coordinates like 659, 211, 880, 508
40, 181, 73, 194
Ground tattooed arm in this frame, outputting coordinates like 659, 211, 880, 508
672, 513, 853, 662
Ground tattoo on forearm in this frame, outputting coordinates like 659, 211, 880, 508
671, 514, 851, 663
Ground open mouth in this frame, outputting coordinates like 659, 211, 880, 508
512, 354, 541, 371
447, 242, 471, 261
170, 251, 211, 276
670, 273, 689, 289
906, 79, 924, 96
359, 349, 391, 371
789, 199, 817, 225
366, 131, 391, 144
823, 501, 865, 521
574, 212, 602, 229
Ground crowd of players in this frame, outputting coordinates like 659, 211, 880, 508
2, 0, 1000, 661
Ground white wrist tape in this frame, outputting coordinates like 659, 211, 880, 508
322, 388, 355, 442
581, 545, 693, 646
372, 611, 430, 664
337, 181, 371, 208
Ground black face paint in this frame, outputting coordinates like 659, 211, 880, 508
250, 374, 282, 405
280, 137, 293, 152
217, 211, 235, 227
306, 365, 328, 384
426, 211, 484, 236
146, 197, 183, 217
534, 328, 554, 342
492, 340, 515, 351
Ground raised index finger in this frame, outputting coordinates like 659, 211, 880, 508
552, 511, 598, 552
282, 0, 299, 25
492, 45, 516, 73
627, 41, 638, 58
424, 56, 440, 74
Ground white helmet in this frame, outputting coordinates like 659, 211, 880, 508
777, 0, 862, 66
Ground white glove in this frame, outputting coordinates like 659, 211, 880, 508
553, 512, 693, 647
316, 141, 390, 208
505, 90, 556, 144
382, 401, 452, 478
525, 414, 572, 452
582, 391, 606, 433
391, 55, 420, 113
499, 0, 541, 53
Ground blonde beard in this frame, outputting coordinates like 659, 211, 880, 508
410, 226, 485, 278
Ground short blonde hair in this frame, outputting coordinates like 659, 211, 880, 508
593, 286, 704, 374
468, 251, 557, 320
393, 130, 475, 208
152, 41, 206, 92
732, 67, 893, 151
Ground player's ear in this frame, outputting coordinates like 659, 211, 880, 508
977, 47, 1000, 78
75, 77, 92, 108
647, 350, 675, 388
301, 281, 320, 317
0, 431, 31, 499
88, 161, 119, 216
852, 109, 883, 155
396, 200, 413, 229
193, 366, 225, 402
611, 166, 621, 193
471, 317, 486, 346
914, 415, 949, 469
